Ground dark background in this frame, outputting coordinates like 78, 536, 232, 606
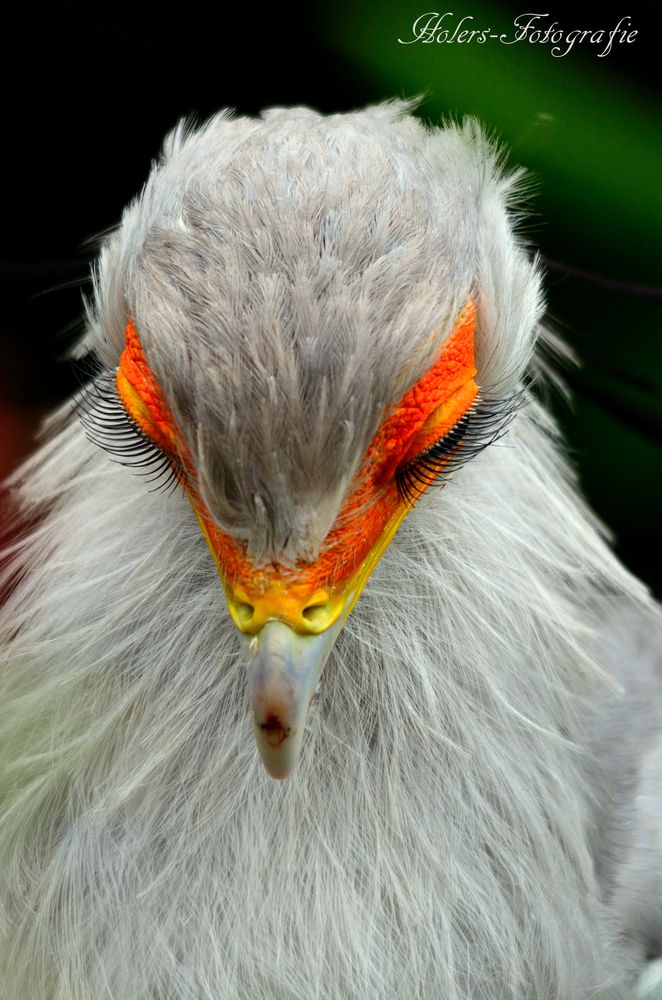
1, 3, 660, 590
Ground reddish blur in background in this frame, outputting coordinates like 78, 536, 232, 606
1, 4, 660, 592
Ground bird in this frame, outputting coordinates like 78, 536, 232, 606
0, 100, 660, 1000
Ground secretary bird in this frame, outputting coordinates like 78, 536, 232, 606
0, 101, 660, 1000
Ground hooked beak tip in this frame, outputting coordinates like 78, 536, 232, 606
239, 617, 344, 779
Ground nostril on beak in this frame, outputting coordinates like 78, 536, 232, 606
234, 600, 255, 630
302, 600, 333, 630
227, 585, 344, 636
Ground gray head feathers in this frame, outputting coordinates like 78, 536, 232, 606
86, 100, 541, 563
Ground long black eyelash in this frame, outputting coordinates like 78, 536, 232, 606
76, 371, 182, 495
395, 391, 526, 506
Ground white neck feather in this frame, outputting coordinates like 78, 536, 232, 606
0, 395, 650, 999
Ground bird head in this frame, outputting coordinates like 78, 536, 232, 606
84, 102, 542, 778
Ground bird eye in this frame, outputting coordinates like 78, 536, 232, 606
395, 393, 526, 505
77, 371, 183, 494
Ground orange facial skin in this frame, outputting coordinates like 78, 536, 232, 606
116, 306, 479, 635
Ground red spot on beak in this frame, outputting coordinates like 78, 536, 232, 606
259, 715, 291, 748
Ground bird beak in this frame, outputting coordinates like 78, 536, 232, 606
238, 615, 345, 779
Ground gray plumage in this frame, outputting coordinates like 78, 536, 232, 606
0, 100, 660, 999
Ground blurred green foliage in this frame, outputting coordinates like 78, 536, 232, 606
317, 1, 661, 590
